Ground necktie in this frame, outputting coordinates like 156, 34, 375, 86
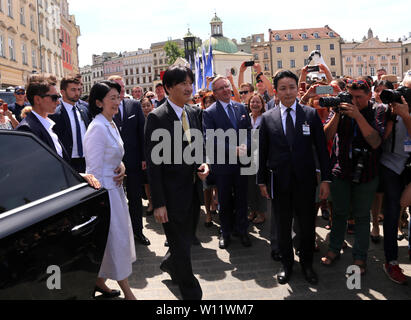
285, 108, 295, 148
72, 105, 83, 158
182, 109, 191, 144
227, 104, 238, 129
114, 104, 123, 130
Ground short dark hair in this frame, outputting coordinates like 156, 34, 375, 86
155, 83, 164, 89
60, 76, 81, 91
162, 65, 194, 95
26, 74, 57, 106
273, 70, 298, 90
89, 81, 121, 117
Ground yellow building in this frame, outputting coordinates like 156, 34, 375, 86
342, 29, 402, 79
268, 26, 343, 78
0, 0, 40, 88
402, 36, 411, 76
251, 33, 272, 78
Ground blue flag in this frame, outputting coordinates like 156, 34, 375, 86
202, 46, 207, 89
205, 40, 214, 89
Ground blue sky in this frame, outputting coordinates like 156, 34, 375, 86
70, 0, 411, 67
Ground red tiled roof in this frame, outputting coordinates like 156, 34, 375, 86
270, 26, 340, 42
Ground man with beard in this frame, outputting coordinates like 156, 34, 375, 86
49, 76, 91, 173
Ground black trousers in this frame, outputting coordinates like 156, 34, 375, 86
273, 176, 317, 269
125, 171, 143, 235
162, 187, 202, 300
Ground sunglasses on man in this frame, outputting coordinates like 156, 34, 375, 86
40, 94, 61, 102
239, 91, 250, 95
15, 91, 25, 95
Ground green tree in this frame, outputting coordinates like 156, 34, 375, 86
164, 41, 185, 66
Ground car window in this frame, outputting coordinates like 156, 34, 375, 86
0, 93, 16, 105
0, 133, 83, 214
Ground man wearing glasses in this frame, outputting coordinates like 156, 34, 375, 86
16, 74, 106, 190
9, 86, 30, 122
239, 83, 254, 106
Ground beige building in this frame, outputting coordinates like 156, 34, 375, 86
268, 26, 343, 78
251, 33, 272, 78
151, 39, 183, 82
0, 0, 40, 88
402, 35, 411, 76
37, 0, 63, 79
123, 49, 153, 94
80, 64, 91, 95
342, 29, 402, 79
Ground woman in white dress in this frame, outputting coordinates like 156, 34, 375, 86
84, 81, 137, 300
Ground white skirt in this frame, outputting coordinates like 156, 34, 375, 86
98, 186, 136, 281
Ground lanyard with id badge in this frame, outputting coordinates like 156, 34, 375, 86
303, 121, 310, 136
404, 133, 411, 152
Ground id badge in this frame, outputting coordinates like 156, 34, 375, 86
404, 139, 411, 152
303, 122, 311, 136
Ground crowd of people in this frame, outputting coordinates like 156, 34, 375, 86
2, 60, 411, 300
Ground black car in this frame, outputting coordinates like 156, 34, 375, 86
0, 130, 110, 300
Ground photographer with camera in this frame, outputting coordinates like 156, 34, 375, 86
320, 77, 385, 275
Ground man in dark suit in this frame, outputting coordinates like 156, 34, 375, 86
109, 75, 150, 246
154, 83, 167, 108
145, 66, 209, 300
16, 74, 100, 189
202, 76, 252, 249
257, 70, 331, 285
49, 76, 91, 173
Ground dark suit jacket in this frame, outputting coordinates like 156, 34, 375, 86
257, 102, 331, 193
202, 100, 252, 175
114, 99, 145, 173
16, 112, 70, 163
49, 102, 91, 158
144, 100, 204, 221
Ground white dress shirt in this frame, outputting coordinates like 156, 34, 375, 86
31, 110, 63, 158
280, 100, 297, 135
62, 101, 87, 158
167, 98, 190, 126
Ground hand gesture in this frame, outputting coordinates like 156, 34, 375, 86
197, 163, 210, 181
154, 206, 168, 224
319, 64, 328, 73
390, 96, 410, 119
259, 185, 271, 200
113, 162, 126, 186
80, 173, 101, 190
253, 63, 263, 74
340, 103, 361, 120
240, 62, 247, 73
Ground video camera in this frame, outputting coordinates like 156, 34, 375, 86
380, 86, 411, 107
318, 92, 353, 113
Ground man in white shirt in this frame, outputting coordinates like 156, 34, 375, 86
16, 74, 117, 189
49, 76, 91, 173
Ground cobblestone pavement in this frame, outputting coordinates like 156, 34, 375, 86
107, 202, 411, 300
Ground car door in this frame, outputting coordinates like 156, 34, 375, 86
0, 131, 110, 300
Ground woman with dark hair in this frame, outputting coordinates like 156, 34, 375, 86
247, 93, 267, 224
85, 81, 137, 300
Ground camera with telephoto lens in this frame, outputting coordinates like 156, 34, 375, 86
319, 92, 353, 113
380, 86, 411, 107
352, 148, 369, 184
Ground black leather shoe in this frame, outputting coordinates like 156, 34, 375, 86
135, 233, 150, 246
271, 250, 282, 262
219, 235, 231, 249
302, 266, 318, 285
93, 286, 121, 299
277, 266, 293, 285
160, 260, 177, 284
240, 234, 252, 247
